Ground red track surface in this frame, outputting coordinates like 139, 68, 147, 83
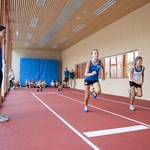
0, 87, 150, 150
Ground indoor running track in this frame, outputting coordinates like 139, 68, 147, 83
0, 88, 150, 150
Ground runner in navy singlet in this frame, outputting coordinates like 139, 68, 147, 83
84, 49, 105, 112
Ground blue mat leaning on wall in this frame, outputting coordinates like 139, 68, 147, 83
20, 58, 58, 87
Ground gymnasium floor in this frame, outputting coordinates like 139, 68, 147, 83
0, 87, 150, 150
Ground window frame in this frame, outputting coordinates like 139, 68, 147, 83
75, 50, 138, 79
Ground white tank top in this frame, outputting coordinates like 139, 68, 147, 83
129, 66, 143, 82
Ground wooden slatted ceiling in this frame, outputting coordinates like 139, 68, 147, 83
10, 0, 68, 49
8, 0, 150, 51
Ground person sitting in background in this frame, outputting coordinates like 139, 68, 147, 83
30, 79, 36, 88
13, 80, 21, 89
55, 80, 60, 87
62, 80, 67, 88
41, 80, 47, 88
51, 80, 55, 87
57, 82, 63, 92
36, 80, 41, 88
25, 79, 30, 88
36, 80, 43, 92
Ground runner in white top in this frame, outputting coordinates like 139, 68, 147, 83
128, 56, 145, 110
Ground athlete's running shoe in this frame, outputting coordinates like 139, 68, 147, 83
84, 109, 88, 113
0, 113, 9, 122
84, 106, 88, 113
93, 92, 97, 99
129, 105, 135, 111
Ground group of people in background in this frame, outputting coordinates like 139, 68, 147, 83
50, 80, 67, 92
49, 68, 76, 92
25, 79, 47, 89
64, 68, 76, 89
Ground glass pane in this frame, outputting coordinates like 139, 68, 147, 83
117, 55, 123, 78
126, 52, 134, 77
105, 58, 110, 78
134, 51, 138, 58
111, 57, 116, 65
111, 66, 116, 78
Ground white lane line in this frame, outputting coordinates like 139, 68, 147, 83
54, 92, 150, 128
72, 91, 150, 110
31, 92, 100, 150
33, 92, 55, 94
84, 125, 149, 137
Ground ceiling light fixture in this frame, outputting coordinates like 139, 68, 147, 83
93, 0, 116, 16
30, 18, 38, 28
36, 0, 45, 6
60, 37, 68, 43
24, 43, 29, 47
72, 24, 85, 32
51, 45, 58, 49
16, 30, 19, 35
27, 33, 32, 39
76, 16, 81, 20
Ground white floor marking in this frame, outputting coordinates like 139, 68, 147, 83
55, 92, 150, 128
33, 92, 55, 94
84, 125, 149, 137
72, 91, 150, 110
31, 92, 100, 150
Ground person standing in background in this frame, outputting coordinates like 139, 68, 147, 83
64, 67, 70, 87
0, 25, 9, 122
70, 69, 76, 88
8, 69, 15, 89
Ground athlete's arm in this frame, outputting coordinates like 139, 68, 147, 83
142, 66, 145, 84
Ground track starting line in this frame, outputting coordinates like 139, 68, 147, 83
83, 125, 149, 137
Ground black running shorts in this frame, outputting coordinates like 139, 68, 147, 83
84, 80, 98, 85
129, 81, 141, 88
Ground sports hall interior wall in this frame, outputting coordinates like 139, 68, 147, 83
62, 2, 150, 101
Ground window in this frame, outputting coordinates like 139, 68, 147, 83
110, 55, 123, 78
76, 65, 81, 78
76, 62, 86, 79
104, 50, 138, 79
105, 58, 110, 78
75, 50, 138, 79
110, 57, 117, 78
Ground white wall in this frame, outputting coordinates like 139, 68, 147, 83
12, 49, 62, 82
62, 3, 150, 100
